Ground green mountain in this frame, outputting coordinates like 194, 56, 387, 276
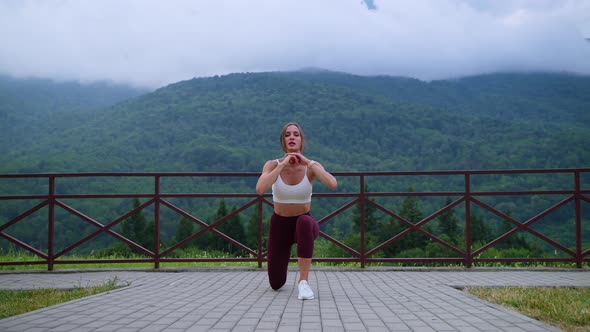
1, 70, 588, 173
0, 75, 149, 154
280, 70, 590, 127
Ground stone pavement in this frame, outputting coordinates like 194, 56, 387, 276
0, 268, 589, 331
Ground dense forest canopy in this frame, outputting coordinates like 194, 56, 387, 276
1, 70, 588, 173
0, 75, 148, 157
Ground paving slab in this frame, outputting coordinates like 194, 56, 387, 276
0, 269, 588, 331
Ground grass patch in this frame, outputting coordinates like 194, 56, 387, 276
0, 277, 126, 319
465, 287, 590, 332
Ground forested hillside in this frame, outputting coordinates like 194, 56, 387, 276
1, 71, 588, 262
0, 75, 148, 154
280, 70, 590, 127
1, 70, 589, 173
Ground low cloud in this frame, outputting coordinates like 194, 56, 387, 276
0, 0, 589, 89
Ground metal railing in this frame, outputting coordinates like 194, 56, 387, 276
1, 169, 588, 270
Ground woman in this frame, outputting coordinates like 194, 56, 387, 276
256, 122, 337, 300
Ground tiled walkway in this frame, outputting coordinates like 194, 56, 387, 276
1, 268, 588, 331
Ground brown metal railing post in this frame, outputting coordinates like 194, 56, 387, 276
464, 173, 472, 268
154, 175, 161, 269
360, 175, 366, 268
258, 197, 263, 268
48, 175, 55, 271
574, 171, 582, 268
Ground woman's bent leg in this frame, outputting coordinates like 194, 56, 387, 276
267, 213, 295, 290
295, 214, 319, 258
295, 214, 319, 282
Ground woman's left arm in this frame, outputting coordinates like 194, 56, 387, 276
308, 160, 338, 190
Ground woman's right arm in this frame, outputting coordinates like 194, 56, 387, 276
256, 160, 281, 195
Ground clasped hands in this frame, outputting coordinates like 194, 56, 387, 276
282, 153, 312, 166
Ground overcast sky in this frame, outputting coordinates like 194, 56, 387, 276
1, 0, 589, 89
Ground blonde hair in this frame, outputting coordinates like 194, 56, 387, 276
280, 122, 305, 153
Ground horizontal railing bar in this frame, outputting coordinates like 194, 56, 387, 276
295, 258, 362, 263
343, 192, 466, 197
53, 259, 155, 264
335, 168, 590, 176
1, 168, 589, 179
0, 195, 49, 200
0, 261, 48, 266
49, 257, 585, 264
4, 257, 583, 266
55, 194, 157, 199
362, 258, 465, 263
3, 190, 587, 200
160, 193, 261, 198
160, 258, 259, 263
462, 190, 580, 196
0, 172, 262, 178
474, 258, 581, 263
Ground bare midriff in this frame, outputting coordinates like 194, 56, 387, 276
274, 202, 311, 217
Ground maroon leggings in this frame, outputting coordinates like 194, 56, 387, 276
267, 212, 319, 290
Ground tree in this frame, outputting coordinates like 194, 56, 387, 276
352, 184, 379, 234
437, 197, 461, 244
120, 199, 150, 248
116, 198, 154, 255
246, 207, 264, 250
221, 205, 246, 255
381, 187, 430, 257
348, 184, 382, 252
470, 213, 491, 245
497, 209, 529, 250
209, 199, 246, 255
175, 217, 194, 246
399, 191, 423, 225
143, 219, 155, 252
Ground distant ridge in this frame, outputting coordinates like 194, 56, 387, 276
1, 71, 588, 173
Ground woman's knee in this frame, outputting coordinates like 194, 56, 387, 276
267, 241, 291, 290
268, 258, 288, 290
269, 277, 286, 290
297, 215, 319, 238
297, 214, 317, 229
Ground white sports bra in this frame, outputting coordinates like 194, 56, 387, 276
272, 160, 313, 204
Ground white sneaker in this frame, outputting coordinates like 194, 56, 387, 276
298, 280, 314, 300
